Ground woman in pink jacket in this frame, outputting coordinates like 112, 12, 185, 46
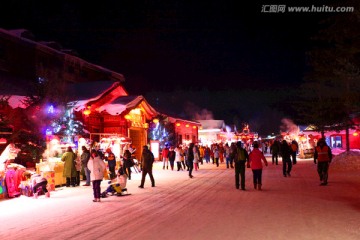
248, 141, 268, 190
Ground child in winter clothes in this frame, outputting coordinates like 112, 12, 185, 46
103, 166, 128, 196
31, 173, 50, 198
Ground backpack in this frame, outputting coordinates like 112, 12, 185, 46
291, 143, 298, 152
235, 147, 246, 162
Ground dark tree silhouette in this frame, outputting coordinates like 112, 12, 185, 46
297, 3, 360, 151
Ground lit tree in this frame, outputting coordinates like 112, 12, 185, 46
50, 105, 86, 142
148, 114, 175, 148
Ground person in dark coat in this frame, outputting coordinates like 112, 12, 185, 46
105, 148, 116, 180
280, 140, 292, 177
123, 149, 133, 180
168, 146, 176, 171
270, 140, 280, 165
234, 141, 249, 190
81, 146, 91, 186
186, 143, 195, 178
138, 146, 155, 188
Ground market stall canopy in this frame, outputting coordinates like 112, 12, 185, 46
98, 95, 158, 119
0, 143, 20, 163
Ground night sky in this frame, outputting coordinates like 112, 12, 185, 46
1, 0, 350, 133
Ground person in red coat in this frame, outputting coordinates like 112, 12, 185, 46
248, 141, 268, 190
161, 145, 169, 170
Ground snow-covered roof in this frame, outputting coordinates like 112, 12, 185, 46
67, 81, 122, 102
197, 120, 225, 129
98, 95, 158, 119
168, 116, 201, 125
70, 81, 128, 110
7, 29, 35, 40
0, 95, 27, 109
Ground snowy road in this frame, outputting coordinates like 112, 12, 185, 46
1, 157, 360, 240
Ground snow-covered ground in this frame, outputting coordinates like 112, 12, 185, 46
1, 153, 360, 240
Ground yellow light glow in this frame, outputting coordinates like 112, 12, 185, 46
83, 109, 91, 115
124, 114, 131, 120
153, 118, 159, 123
176, 123, 181, 127
192, 126, 197, 129
185, 124, 189, 128
130, 108, 141, 114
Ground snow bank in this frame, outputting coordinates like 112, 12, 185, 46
331, 150, 360, 171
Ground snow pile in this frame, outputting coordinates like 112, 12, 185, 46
331, 150, 360, 171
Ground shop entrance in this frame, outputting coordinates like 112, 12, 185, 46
129, 128, 146, 160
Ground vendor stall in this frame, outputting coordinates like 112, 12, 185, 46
0, 171, 6, 199
36, 158, 66, 187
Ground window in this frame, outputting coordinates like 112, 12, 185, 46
331, 136, 342, 148
177, 134, 182, 145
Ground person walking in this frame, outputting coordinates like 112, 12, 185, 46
87, 149, 106, 202
230, 142, 237, 168
204, 146, 211, 164
280, 140, 292, 177
234, 141, 249, 190
290, 140, 299, 165
123, 149, 133, 180
175, 146, 183, 171
74, 150, 82, 186
219, 144, 225, 163
81, 146, 91, 186
105, 148, 116, 179
61, 146, 77, 187
186, 143, 195, 178
193, 145, 200, 171
180, 145, 186, 170
314, 138, 332, 186
224, 143, 231, 168
161, 145, 169, 170
168, 146, 176, 171
213, 146, 220, 167
139, 145, 155, 188
199, 145, 204, 165
270, 140, 280, 165
248, 141, 268, 190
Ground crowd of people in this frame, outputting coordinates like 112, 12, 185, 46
35, 137, 330, 202
158, 137, 332, 190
